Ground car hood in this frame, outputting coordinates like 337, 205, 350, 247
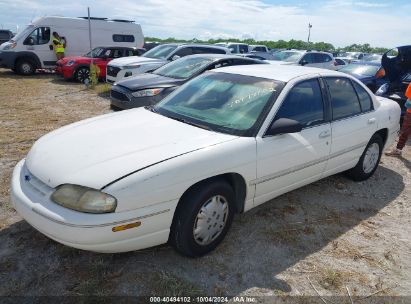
25, 108, 237, 189
382, 45, 411, 83
115, 73, 182, 91
108, 56, 167, 67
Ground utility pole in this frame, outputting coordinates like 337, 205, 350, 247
307, 23, 312, 47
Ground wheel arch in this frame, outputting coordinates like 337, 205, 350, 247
14, 52, 41, 70
176, 173, 248, 216
374, 128, 388, 146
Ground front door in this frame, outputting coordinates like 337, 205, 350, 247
254, 78, 331, 205
23, 27, 55, 67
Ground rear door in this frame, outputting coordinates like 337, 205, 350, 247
255, 78, 331, 205
324, 77, 377, 176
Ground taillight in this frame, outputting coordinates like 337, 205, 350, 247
375, 68, 385, 79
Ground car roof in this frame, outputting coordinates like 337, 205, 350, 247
212, 64, 342, 82
181, 54, 262, 61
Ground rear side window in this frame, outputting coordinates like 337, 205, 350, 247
326, 77, 361, 120
274, 79, 325, 127
315, 53, 332, 62
112, 34, 135, 42
352, 81, 373, 112
193, 47, 226, 55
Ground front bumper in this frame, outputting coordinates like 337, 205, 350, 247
0, 51, 16, 68
11, 160, 173, 253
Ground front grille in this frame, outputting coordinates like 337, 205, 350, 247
107, 66, 121, 77
111, 89, 130, 102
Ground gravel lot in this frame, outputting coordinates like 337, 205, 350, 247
0, 68, 410, 299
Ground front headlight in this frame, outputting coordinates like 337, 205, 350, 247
65, 60, 76, 67
2, 41, 16, 50
51, 184, 117, 213
131, 88, 164, 98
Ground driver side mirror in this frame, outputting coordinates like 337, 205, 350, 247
24, 37, 34, 45
171, 55, 181, 61
300, 60, 308, 66
265, 118, 302, 136
101, 54, 109, 60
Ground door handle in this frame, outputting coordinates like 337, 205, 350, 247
319, 130, 331, 138
368, 118, 376, 125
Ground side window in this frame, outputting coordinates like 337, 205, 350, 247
211, 59, 233, 69
239, 45, 249, 54
109, 49, 123, 58
301, 53, 314, 64
274, 79, 325, 127
352, 81, 373, 112
315, 54, 331, 63
193, 47, 226, 55
24, 27, 50, 45
326, 77, 362, 120
112, 34, 135, 42
173, 47, 193, 57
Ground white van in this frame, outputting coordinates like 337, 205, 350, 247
0, 16, 144, 75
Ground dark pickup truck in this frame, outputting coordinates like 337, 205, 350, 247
0, 30, 13, 45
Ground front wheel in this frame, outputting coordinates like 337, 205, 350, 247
345, 134, 383, 181
170, 180, 235, 257
75, 67, 90, 83
16, 59, 35, 75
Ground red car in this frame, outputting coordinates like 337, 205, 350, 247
56, 47, 144, 82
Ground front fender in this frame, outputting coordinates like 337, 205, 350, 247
104, 137, 257, 213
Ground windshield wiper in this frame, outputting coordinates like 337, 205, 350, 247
144, 105, 157, 113
166, 115, 212, 131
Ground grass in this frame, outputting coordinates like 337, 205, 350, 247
147, 271, 204, 296
319, 268, 346, 290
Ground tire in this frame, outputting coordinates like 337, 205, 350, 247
345, 134, 383, 181
170, 179, 235, 257
75, 67, 90, 83
16, 59, 35, 75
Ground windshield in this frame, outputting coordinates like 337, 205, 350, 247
143, 45, 178, 59
153, 56, 214, 79
339, 64, 380, 76
84, 47, 105, 58
154, 72, 285, 136
11, 25, 34, 42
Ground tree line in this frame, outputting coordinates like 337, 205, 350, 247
145, 37, 390, 54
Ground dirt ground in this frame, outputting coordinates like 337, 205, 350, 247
0, 68, 410, 300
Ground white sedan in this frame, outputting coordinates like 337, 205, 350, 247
11, 65, 401, 257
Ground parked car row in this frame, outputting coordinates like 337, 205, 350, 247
110, 54, 266, 110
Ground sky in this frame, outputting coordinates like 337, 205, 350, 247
0, 0, 410, 48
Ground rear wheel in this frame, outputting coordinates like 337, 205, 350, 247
16, 59, 35, 75
170, 179, 235, 257
75, 67, 90, 83
345, 134, 383, 181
